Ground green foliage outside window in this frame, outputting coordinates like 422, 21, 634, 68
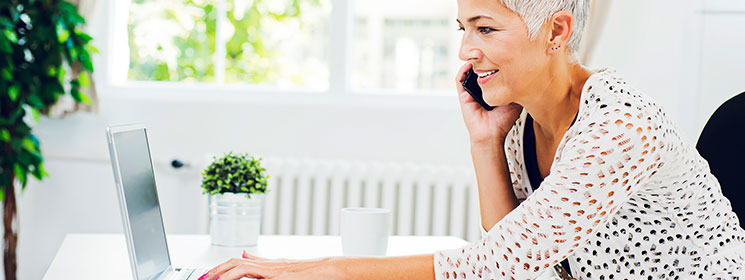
128, 0, 326, 85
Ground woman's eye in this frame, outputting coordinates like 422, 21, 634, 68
457, 26, 465, 31
478, 27, 496, 34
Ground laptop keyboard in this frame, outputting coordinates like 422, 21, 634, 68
163, 268, 208, 280
163, 268, 259, 280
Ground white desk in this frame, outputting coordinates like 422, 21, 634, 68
43, 234, 468, 280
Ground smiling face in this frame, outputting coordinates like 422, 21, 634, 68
457, 0, 553, 107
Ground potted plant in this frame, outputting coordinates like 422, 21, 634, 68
1, 1, 95, 279
201, 152, 268, 246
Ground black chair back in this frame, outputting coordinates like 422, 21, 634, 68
697, 91, 745, 225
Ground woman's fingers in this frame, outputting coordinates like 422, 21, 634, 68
455, 62, 472, 90
219, 262, 279, 280
207, 257, 331, 280
454, 62, 483, 111
242, 250, 268, 261
204, 258, 245, 280
241, 252, 295, 267
454, 64, 471, 93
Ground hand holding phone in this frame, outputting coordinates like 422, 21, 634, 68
456, 63, 523, 144
462, 68, 495, 111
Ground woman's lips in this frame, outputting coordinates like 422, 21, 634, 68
477, 69, 499, 85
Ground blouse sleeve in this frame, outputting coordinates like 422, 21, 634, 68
434, 107, 665, 280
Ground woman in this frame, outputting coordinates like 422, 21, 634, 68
201, 0, 745, 279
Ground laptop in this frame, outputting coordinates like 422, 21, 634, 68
106, 124, 210, 280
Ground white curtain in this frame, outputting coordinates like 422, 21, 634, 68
579, 0, 612, 65
47, 0, 99, 118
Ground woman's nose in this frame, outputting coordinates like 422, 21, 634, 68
458, 34, 481, 62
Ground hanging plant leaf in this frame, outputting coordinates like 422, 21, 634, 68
8, 85, 19, 102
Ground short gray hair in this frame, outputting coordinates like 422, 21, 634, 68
500, 0, 591, 54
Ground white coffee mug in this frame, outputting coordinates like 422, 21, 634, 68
340, 207, 392, 257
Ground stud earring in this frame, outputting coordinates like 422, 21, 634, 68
551, 45, 561, 51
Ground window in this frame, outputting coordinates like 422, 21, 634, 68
127, 0, 331, 89
123, 0, 459, 93
351, 1, 460, 92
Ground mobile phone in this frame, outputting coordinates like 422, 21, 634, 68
462, 68, 495, 111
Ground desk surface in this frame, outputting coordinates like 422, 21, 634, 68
43, 234, 469, 280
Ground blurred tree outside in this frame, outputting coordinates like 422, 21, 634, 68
127, 0, 330, 88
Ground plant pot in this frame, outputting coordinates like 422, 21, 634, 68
209, 193, 265, 247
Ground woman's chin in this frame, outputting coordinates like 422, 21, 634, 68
482, 88, 512, 107
484, 97, 511, 107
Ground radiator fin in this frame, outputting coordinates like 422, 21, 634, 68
260, 158, 480, 241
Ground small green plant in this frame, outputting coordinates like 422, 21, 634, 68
201, 152, 268, 198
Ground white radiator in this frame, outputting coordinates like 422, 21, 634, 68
259, 158, 483, 242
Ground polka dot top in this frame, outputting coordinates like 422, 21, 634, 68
434, 69, 745, 279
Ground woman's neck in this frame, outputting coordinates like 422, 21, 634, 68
522, 62, 592, 142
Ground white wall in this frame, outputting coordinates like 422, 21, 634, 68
15, 1, 745, 279
698, 5, 745, 134
585, 0, 700, 140
586, 0, 745, 142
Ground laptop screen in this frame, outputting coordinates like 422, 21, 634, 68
109, 127, 171, 280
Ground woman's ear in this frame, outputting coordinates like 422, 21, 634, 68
548, 10, 573, 52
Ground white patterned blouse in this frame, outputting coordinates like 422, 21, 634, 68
434, 69, 745, 280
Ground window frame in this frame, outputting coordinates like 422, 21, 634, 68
101, 0, 459, 107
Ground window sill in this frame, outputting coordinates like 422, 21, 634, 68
102, 81, 460, 110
